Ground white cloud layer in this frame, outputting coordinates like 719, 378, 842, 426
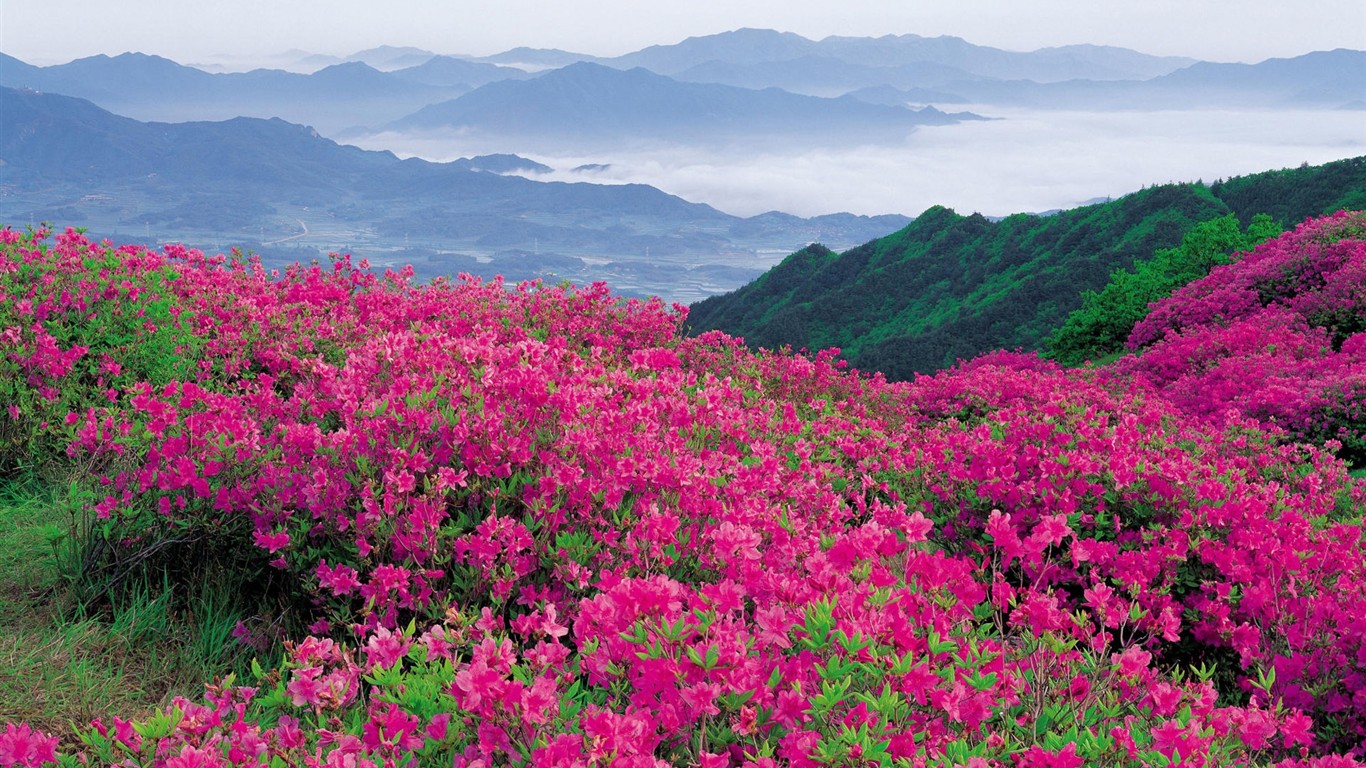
353, 108, 1366, 219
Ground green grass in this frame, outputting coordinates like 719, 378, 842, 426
0, 478, 271, 745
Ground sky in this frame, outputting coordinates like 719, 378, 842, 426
2, 0, 1364, 67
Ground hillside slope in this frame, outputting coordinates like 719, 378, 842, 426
687, 156, 1366, 378
2, 222, 1363, 761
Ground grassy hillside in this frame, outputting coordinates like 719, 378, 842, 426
687, 156, 1366, 378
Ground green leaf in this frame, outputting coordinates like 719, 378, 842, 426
132, 706, 184, 741
685, 646, 704, 667
967, 671, 998, 691
704, 644, 720, 669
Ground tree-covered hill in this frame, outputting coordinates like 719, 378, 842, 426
687, 156, 1366, 379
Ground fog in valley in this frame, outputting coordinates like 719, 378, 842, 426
352, 106, 1366, 219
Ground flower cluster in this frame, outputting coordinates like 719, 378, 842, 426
1, 220, 1364, 766
1124, 210, 1366, 462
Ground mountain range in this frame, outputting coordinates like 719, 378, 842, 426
3, 29, 1359, 143
0, 86, 909, 303
610, 28, 1198, 92
687, 157, 1366, 378
0, 51, 470, 134
385, 62, 979, 149
912, 48, 1366, 109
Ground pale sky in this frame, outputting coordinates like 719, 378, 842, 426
3, 0, 1364, 67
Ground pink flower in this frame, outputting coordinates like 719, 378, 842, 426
1113, 646, 1152, 680
540, 604, 569, 640
679, 682, 722, 718
436, 466, 468, 490
425, 713, 450, 742
286, 668, 324, 707
165, 743, 227, 768
316, 561, 361, 596
1015, 742, 1083, 768
904, 510, 933, 542
363, 626, 410, 670
1068, 675, 1091, 701
361, 702, 424, 754
0, 723, 58, 767
253, 528, 291, 553
1148, 682, 1182, 717
1279, 711, 1315, 748
421, 625, 455, 661
1030, 512, 1072, 546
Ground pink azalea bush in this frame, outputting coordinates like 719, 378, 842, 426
1123, 210, 1366, 463
2, 220, 1365, 766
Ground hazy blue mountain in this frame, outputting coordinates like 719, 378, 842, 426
604, 28, 1196, 83
0, 87, 392, 190
945, 49, 1366, 109
0, 87, 909, 302
610, 28, 818, 73
600, 29, 1355, 109
388, 55, 529, 88
726, 211, 913, 242
344, 45, 436, 70
1146, 49, 1366, 105
2, 52, 216, 101
844, 84, 970, 106
0, 86, 709, 211
813, 35, 1197, 82
0, 52, 44, 85
468, 47, 604, 70
0, 52, 465, 132
9, 34, 1352, 151
291, 52, 346, 71
387, 62, 979, 147
670, 55, 982, 98
448, 154, 553, 174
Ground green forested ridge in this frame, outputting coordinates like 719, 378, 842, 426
1208, 158, 1366, 227
686, 156, 1366, 379
1045, 213, 1282, 366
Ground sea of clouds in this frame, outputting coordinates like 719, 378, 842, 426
353, 106, 1366, 219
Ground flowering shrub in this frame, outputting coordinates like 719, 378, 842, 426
2, 222, 1365, 765
1123, 211, 1366, 463
0, 227, 202, 478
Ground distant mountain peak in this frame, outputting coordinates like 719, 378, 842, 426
453, 153, 552, 174
86, 51, 185, 67
696, 27, 812, 42
347, 45, 435, 58
469, 47, 600, 71
343, 45, 437, 71
549, 61, 655, 79
316, 60, 383, 74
